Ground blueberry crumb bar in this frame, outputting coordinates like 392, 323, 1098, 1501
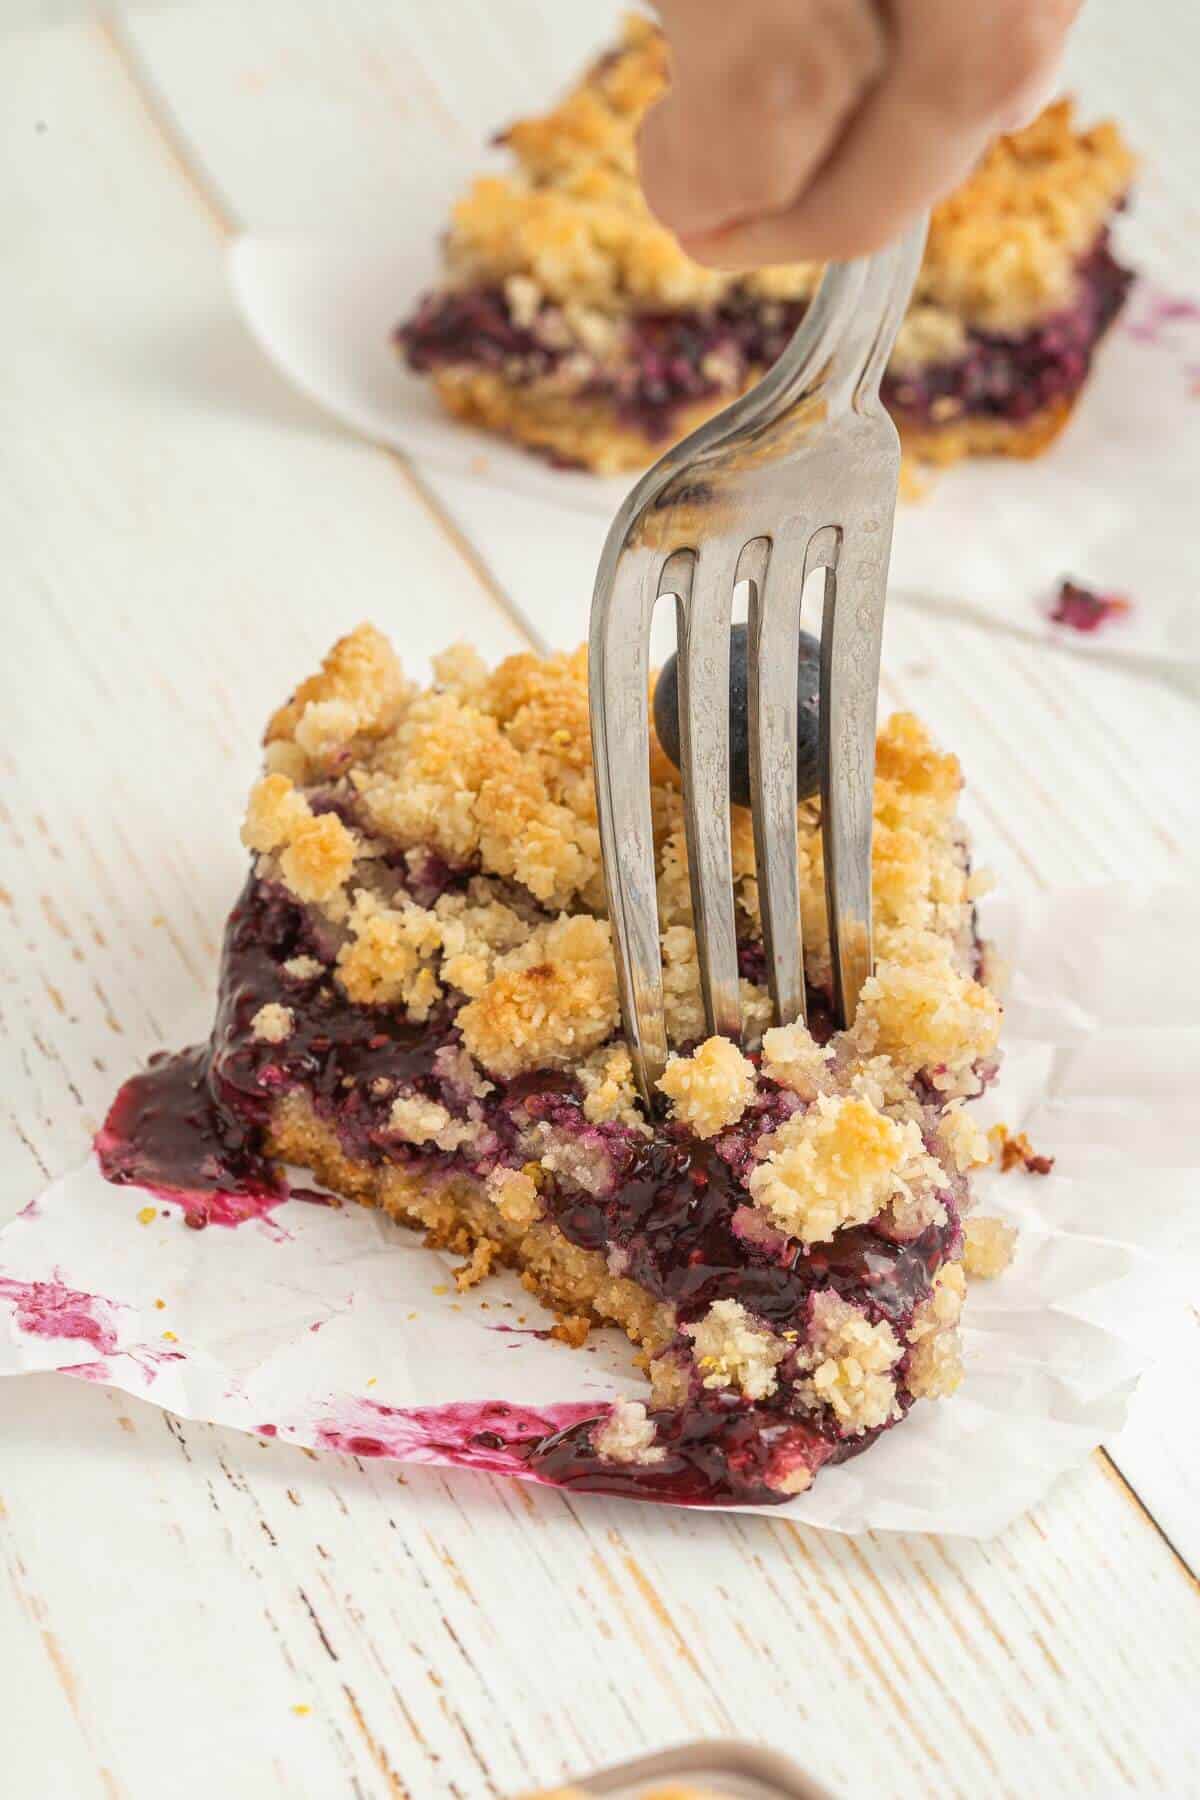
399, 15, 1135, 474
99, 625, 1015, 1504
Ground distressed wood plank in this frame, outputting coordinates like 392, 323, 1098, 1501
2, 1375, 1198, 1800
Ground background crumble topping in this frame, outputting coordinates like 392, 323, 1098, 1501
437, 15, 1134, 337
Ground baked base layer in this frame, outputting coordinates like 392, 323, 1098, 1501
266, 1088, 677, 1353
430, 369, 724, 474
433, 366, 1081, 474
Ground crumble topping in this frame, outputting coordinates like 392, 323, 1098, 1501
906, 1262, 967, 1399
656, 1036, 755, 1139
938, 1099, 992, 1174
658, 923, 774, 1049
591, 1398, 665, 1465
963, 1215, 1019, 1279
889, 303, 969, 376
685, 1298, 787, 1401
457, 912, 619, 1079
249, 636, 993, 1099
242, 774, 358, 908
579, 1043, 645, 1130
485, 1164, 543, 1229
798, 1291, 903, 1435
849, 941, 1002, 1094
760, 1020, 834, 1099
266, 622, 412, 766
250, 1002, 293, 1045
748, 1094, 943, 1246
281, 955, 325, 982
434, 15, 1133, 337
387, 1092, 479, 1153
337, 890, 444, 1017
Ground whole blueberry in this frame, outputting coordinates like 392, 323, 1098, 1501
653, 621, 821, 808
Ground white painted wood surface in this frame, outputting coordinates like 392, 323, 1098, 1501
1, 5, 1198, 1796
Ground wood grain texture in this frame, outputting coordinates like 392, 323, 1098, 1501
1, 6, 1198, 1797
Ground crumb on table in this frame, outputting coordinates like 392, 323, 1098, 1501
989, 1123, 1056, 1175
1049, 578, 1131, 634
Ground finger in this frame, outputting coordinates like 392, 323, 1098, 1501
639, 0, 886, 242
679, 0, 1078, 265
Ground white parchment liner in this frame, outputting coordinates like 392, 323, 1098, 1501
3, 882, 1198, 1535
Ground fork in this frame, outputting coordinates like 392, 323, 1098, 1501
588, 215, 929, 1107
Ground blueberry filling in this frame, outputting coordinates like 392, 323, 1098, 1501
399, 234, 1132, 443
98, 873, 965, 1505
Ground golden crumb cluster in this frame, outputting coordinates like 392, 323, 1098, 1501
440, 14, 1133, 339
245, 625, 994, 1107
685, 1298, 788, 1402
656, 1036, 755, 1139
748, 1093, 946, 1246
799, 1291, 904, 1435
905, 1262, 968, 1399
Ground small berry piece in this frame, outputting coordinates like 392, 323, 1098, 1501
1049, 578, 1131, 634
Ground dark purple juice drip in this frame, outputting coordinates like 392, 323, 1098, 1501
526, 1395, 834, 1504
97, 879, 453, 1209
398, 235, 1132, 443
97, 1044, 281, 1203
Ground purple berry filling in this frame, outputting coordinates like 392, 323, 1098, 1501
98, 873, 965, 1505
398, 234, 1132, 444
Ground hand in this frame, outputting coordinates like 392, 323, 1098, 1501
639, 0, 1082, 265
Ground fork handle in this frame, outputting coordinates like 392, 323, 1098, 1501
748, 212, 930, 426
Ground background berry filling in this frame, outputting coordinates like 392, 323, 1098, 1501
399, 236, 1132, 442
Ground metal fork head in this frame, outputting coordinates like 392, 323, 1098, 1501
589, 217, 929, 1107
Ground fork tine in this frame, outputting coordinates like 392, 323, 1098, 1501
589, 544, 668, 1101
675, 540, 742, 1041
746, 532, 806, 1029
819, 503, 891, 1030
820, 217, 928, 1029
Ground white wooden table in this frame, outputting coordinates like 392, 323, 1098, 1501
2, 4, 1199, 1795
